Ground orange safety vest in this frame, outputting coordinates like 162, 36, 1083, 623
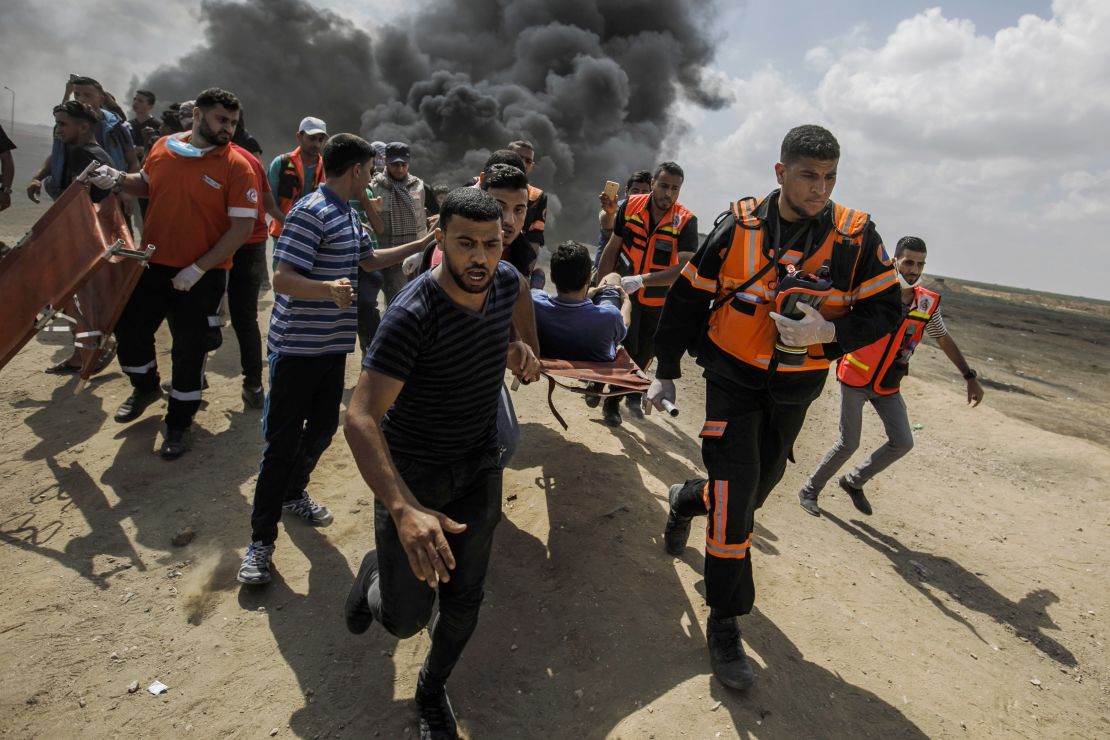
619, 193, 695, 307
705, 195, 871, 373
837, 285, 940, 394
269, 147, 325, 237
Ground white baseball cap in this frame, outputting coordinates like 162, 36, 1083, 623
298, 116, 327, 136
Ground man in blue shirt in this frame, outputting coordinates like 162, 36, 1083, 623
237, 134, 432, 586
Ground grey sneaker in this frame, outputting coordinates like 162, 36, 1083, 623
839, 476, 873, 515
798, 488, 821, 517
282, 492, 334, 527
237, 541, 275, 585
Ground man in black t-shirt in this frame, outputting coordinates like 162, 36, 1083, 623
343, 188, 539, 739
0, 123, 15, 213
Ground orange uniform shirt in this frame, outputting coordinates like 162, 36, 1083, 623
141, 134, 259, 270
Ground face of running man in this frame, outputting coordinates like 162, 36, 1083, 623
486, 186, 529, 245
650, 171, 683, 213
626, 181, 651, 197
896, 249, 926, 286
436, 216, 503, 294
196, 104, 240, 147
53, 111, 91, 146
297, 131, 328, 157
775, 156, 838, 220
509, 145, 535, 175
72, 84, 104, 111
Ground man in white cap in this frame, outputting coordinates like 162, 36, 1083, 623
267, 116, 328, 241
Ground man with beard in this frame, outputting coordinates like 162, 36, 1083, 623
372, 141, 439, 303
507, 139, 548, 257
88, 88, 257, 459
236, 134, 435, 587
645, 125, 901, 689
597, 161, 699, 425
798, 236, 984, 517
267, 116, 327, 239
343, 187, 540, 739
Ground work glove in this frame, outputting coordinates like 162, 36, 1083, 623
644, 377, 677, 415
171, 263, 206, 292
621, 274, 644, 294
769, 302, 836, 346
88, 164, 123, 191
402, 251, 422, 276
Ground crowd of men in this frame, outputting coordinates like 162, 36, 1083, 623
0, 77, 986, 740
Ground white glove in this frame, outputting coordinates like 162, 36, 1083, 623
621, 274, 644, 294
644, 377, 677, 415
769, 302, 836, 346
88, 164, 122, 191
402, 251, 422, 276
171, 263, 206, 292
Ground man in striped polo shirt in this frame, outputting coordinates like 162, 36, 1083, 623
342, 188, 540, 739
237, 134, 435, 586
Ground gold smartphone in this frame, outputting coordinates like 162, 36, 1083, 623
603, 180, 620, 200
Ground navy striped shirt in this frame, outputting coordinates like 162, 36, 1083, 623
364, 261, 522, 463
268, 185, 373, 356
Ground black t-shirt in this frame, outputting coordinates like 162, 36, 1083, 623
128, 116, 161, 156
0, 124, 15, 153
61, 142, 113, 203
364, 261, 521, 466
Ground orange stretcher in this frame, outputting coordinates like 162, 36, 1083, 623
519, 347, 653, 429
0, 164, 154, 380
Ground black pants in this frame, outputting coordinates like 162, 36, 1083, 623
356, 267, 385, 356
626, 300, 662, 373
114, 263, 227, 430
228, 242, 267, 389
368, 450, 503, 688
250, 352, 346, 544
672, 373, 815, 617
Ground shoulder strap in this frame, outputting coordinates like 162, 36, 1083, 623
707, 205, 785, 316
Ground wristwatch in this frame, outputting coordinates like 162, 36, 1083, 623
963, 368, 977, 380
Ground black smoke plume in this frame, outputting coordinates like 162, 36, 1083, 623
144, 0, 729, 241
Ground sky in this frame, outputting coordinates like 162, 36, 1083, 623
1, 0, 1106, 299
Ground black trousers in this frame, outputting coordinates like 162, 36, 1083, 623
368, 450, 503, 688
114, 263, 227, 430
250, 352, 346, 544
626, 300, 662, 373
356, 267, 385, 356
672, 373, 815, 617
228, 242, 267, 388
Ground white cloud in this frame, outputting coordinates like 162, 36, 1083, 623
677, 0, 1110, 298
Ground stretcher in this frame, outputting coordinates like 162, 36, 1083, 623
0, 163, 154, 380
515, 347, 654, 430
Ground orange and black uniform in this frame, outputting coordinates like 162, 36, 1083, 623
114, 134, 258, 431
611, 193, 698, 372
523, 184, 547, 247
655, 189, 899, 617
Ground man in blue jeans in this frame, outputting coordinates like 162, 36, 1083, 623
343, 187, 540, 739
237, 134, 431, 586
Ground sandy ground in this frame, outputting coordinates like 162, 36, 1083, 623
1, 126, 1109, 738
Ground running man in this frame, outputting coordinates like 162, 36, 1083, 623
343, 187, 540, 739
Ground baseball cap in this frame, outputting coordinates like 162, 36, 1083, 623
371, 140, 386, 157
386, 141, 410, 163
298, 116, 327, 136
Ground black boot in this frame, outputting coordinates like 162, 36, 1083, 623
839, 476, 873, 515
415, 678, 459, 740
706, 615, 755, 690
602, 395, 622, 426
663, 484, 693, 555
344, 551, 378, 634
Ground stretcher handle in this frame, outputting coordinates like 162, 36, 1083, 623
661, 399, 679, 417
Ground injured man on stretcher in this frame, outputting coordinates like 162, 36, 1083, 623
531, 240, 633, 424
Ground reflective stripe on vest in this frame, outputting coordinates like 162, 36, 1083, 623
619, 193, 695, 307
269, 147, 325, 237
837, 285, 941, 394
706, 196, 871, 373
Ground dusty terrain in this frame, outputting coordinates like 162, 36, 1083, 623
1, 126, 1109, 738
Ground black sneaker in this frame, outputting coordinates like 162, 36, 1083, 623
160, 427, 190, 460
415, 682, 459, 740
624, 393, 644, 419
584, 382, 604, 409
602, 396, 622, 426
839, 476, 873, 515
663, 483, 693, 556
344, 551, 378, 635
114, 387, 163, 423
706, 616, 755, 690
798, 489, 821, 517
242, 385, 265, 409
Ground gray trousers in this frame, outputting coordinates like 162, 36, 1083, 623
801, 384, 915, 496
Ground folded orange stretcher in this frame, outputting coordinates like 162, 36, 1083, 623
0, 165, 153, 381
